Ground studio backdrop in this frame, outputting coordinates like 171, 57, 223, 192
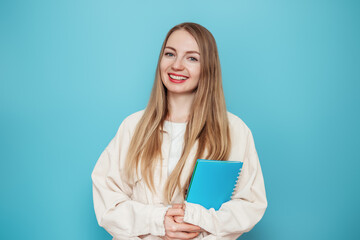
1, 0, 359, 239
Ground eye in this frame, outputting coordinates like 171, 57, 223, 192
164, 52, 175, 57
188, 57, 198, 62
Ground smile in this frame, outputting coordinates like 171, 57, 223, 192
169, 74, 189, 80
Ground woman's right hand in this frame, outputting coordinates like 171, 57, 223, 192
163, 204, 202, 240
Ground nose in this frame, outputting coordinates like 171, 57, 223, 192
171, 57, 185, 70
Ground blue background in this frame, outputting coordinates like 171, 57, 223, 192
1, 0, 359, 239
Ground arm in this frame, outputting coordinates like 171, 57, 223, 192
91, 119, 169, 239
183, 129, 267, 239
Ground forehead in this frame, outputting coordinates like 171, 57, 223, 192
165, 29, 199, 52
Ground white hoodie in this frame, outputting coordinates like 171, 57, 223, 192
91, 110, 267, 239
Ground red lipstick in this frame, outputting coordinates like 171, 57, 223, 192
168, 73, 189, 84
168, 73, 188, 78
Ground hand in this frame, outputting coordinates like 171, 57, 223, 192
163, 204, 202, 240
171, 204, 185, 224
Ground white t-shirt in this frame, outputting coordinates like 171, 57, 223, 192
163, 120, 187, 176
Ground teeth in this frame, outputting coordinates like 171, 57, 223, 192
169, 74, 188, 80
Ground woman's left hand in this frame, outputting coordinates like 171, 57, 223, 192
171, 204, 185, 223
163, 204, 203, 240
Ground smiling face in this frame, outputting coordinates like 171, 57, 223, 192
160, 29, 201, 95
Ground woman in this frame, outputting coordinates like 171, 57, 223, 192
92, 22, 267, 240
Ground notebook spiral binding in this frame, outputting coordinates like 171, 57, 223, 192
231, 167, 243, 198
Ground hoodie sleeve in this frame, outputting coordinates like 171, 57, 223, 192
91, 117, 169, 239
183, 128, 267, 239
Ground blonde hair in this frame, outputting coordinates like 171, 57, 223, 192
124, 22, 231, 203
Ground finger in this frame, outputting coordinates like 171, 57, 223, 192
167, 231, 199, 240
164, 216, 201, 233
166, 208, 184, 217
174, 215, 184, 223
171, 204, 185, 209
171, 222, 202, 232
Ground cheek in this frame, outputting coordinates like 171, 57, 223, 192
193, 68, 201, 86
159, 65, 167, 81
190, 65, 201, 79
160, 64, 170, 84
160, 57, 171, 69
159, 59, 166, 72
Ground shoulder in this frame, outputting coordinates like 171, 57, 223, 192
123, 110, 145, 124
117, 109, 145, 133
227, 111, 251, 135
226, 112, 258, 159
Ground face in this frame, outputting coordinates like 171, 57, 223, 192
160, 29, 201, 95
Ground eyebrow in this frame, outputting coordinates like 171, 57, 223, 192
165, 46, 200, 55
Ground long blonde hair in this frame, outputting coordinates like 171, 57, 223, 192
124, 22, 231, 203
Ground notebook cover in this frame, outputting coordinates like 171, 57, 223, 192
185, 159, 243, 211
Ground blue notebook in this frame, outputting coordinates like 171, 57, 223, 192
185, 159, 243, 211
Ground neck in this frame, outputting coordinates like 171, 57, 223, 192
167, 91, 195, 123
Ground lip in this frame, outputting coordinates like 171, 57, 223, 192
168, 75, 186, 84
168, 72, 188, 78
167, 72, 189, 84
